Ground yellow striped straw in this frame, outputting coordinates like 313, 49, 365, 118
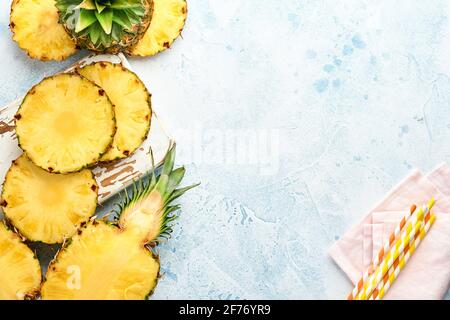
347, 204, 418, 300
372, 214, 436, 300
355, 205, 426, 300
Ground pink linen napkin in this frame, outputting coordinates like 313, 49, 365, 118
329, 164, 450, 299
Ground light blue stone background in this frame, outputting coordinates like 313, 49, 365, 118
1, 0, 450, 299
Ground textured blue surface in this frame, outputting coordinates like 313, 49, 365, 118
2, 0, 450, 299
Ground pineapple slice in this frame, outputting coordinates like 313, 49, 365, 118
15, 73, 116, 174
41, 221, 160, 300
77, 62, 152, 162
0, 222, 41, 300
41, 147, 198, 300
1, 155, 98, 244
128, 0, 187, 57
10, 0, 77, 61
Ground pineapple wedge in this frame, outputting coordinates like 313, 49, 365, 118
41, 147, 198, 299
128, 0, 187, 57
15, 73, 116, 174
10, 0, 77, 61
41, 221, 160, 299
77, 62, 152, 162
0, 222, 41, 300
1, 155, 98, 244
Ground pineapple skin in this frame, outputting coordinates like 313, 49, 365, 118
1, 155, 99, 244
60, 0, 154, 54
10, 0, 77, 61
15, 73, 117, 174
0, 221, 42, 300
76, 62, 152, 162
127, 0, 188, 57
41, 220, 160, 300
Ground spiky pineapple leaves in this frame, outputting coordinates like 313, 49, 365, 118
114, 147, 199, 244
78, 0, 96, 9
95, 8, 113, 34
113, 10, 133, 30
56, 0, 150, 52
95, 0, 107, 12
75, 10, 96, 32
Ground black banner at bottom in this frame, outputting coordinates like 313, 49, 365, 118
0, 300, 448, 318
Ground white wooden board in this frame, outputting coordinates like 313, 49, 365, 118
0, 53, 174, 203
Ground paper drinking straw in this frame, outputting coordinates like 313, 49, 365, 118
370, 213, 436, 300
347, 204, 418, 300
369, 204, 435, 299
355, 198, 435, 300
369, 223, 421, 300
355, 206, 427, 300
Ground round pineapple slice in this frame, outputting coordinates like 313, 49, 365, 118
0, 222, 41, 300
1, 155, 98, 244
10, 0, 77, 61
15, 73, 116, 174
77, 62, 152, 162
127, 0, 187, 57
41, 221, 160, 300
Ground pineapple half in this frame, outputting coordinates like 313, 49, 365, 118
77, 62, 152, 162
41, 147, 198, 299
56, 0, 153, 53
1, 155, 98, 244
0, 222, 41, 300
128, 0, 187, 57
15, 73, 116, 174
10, 0, 77, 61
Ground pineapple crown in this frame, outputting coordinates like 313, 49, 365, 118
56, 0, 148, 49
112, 146, 199, 243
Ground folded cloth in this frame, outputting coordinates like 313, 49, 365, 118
329, 164, 450, 299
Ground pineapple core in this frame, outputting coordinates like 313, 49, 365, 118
53, 111, 81, 139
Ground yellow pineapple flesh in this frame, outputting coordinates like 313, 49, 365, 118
1, 155, 98, 244
15, 73, 116, 174
41, 221, 159, 300
10, 0, 77, 61
77, 62, 152, 162
128, 0, 187, 57
0, 222, 41, 300
41, 147, 196, 300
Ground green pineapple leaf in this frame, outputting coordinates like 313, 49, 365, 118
111, 23, 122, 41
123, 8, 141, 24
75, 10, 97, 33
99, 27, 112, 46
95, 8, 113, 34
112, 11, 132, 30
130, 5, 146, 17
77, 0, 96, 10
164, 167, 186, 201
88, 23, 102, 45
95, 2, 106, 13
111, 0, 142, 9
55, 0, 76, 12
